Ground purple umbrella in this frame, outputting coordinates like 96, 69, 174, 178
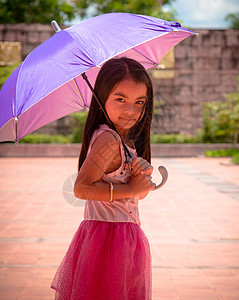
0, 13, 198, 189
0, 13, 197, 143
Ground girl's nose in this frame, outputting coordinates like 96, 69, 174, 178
124, 104, 135, 115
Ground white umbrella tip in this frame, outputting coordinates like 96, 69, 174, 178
156, 64, 166, 69
51, 20, 61, 33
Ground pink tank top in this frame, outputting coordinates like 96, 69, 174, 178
84, 124, 141, 225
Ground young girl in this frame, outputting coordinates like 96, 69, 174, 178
51, 57, 156, 300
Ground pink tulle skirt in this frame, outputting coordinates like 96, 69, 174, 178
51, 220, 152, 300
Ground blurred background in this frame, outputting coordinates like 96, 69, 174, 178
0, 0, 239, 153
0, 2, 239, 300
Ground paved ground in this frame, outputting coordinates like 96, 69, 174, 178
0, 156, 238, 300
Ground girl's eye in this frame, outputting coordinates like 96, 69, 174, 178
116, 98, 125, 103
115, 98, 145, 105
136, 100, 145, 105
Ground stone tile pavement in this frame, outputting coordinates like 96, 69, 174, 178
0, 157, 238, 300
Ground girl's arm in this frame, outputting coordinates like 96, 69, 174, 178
74, 131, 155, 201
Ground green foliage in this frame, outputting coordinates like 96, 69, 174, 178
204, 148, 239, 157
205, 148, 239, 165
231, 153, 239, 165
19, 133, 71, 143
225, 12, 239, 29
0, 63, 21, 89
201, 91, 239, 144
19, 131, 201, 144
150, 133, 200, 143
0, 0, 75, 24
67, 111, 88, 143
76, 0, 176, 20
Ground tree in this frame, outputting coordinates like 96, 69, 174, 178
0, 0, 177, 24
0, 0, 76, 24
225, 12, 239, 29
75, 0, 176, 21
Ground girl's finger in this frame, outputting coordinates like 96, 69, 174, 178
131, 158, 146, 169
135, 168, 152, 177
132, 165, 148, 175
140, 169, 152, 175
130, 157, 153, 176
140, 166, 153, 174
132, 161, 148, 172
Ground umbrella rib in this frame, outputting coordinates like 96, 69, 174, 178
131, 48, 160, 68
15, 117, 18, 143
72, 79, 89, 110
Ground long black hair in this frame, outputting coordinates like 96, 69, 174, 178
78, 57, 153, 171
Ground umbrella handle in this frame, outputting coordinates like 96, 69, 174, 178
153, 166, 168, 190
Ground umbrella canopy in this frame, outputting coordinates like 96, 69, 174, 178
0, 13, 197, 142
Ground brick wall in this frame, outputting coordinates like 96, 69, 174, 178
0, 24, 239, 135
0, 23, 56, 59
151, 29, 239, 134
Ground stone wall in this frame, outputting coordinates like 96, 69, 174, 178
0, 23, 55, 59
0, 24, 239, 135
0, 41, 21, 66
151, 29, 239, 134
154, 29, 239, 134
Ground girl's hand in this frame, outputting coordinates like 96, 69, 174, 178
129, 157, 153, 176
129, 173, 156, 198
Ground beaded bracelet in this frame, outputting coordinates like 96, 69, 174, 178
109, 182, 114, 202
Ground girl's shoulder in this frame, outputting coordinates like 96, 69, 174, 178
89, 124, 121, 152
95, 124, 119, 138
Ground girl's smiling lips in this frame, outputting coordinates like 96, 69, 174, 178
120, 117, 135, 122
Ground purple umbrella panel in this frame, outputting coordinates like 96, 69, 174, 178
0, 13, 198, 142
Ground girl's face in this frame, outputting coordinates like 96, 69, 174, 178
105, 77, 147, 137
